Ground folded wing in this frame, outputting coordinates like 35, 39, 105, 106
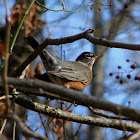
48, 61, 92, 84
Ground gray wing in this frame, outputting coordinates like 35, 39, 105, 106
47, 61, 92, 83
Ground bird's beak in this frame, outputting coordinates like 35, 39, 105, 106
92, 55, 103, 59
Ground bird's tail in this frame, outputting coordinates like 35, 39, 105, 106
24, 36, 39, 50
24, 36, 60, 71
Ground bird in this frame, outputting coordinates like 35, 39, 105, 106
24, 36, 102, 91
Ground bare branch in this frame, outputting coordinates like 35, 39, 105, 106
36, 0, 92, 13
11, 29, 140, 77
0, 119, 7, 134
127, 129, 140, 140
3, 0, 11, 112
34, 29, 140, 51
1, 77, 140, 123
88, 106, 130, 120
0, 113, 48, 140
13, 95, 140, 132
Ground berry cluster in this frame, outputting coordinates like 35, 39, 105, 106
135, 76, 140, 81
109, 59, 140, 84
90, 2, 128, 11
90, 3, 113, 11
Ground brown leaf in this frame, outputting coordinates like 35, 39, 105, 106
11, 12, 21, 26
35, 5, 42, 12
58, 135, 63, 140
0, 101, 6, 113
0, 43, 5, 56
53, 118, 63, 134
10, 3, 44, 35
11, 4, 23, 26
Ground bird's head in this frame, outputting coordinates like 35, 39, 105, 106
76, 52, 102, 68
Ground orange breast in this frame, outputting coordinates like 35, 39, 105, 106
64, 76, 92, 91
64, 67, 93, 91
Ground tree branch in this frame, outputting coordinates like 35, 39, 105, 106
11, 29, 140, 77
13, 94, 140, 132
3, 0, 11, 112
32, 28, 140, 51
88, 106, 130, 121
1, 77, 140, 123
0, 113, 48, 140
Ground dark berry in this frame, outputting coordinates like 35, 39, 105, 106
109, 3, 112, 7
118, 66, 121, 69
127, 74, 131, 79
130, 65, 135, 69
90, 7, 93, 10
116, 75, 120, 79
109, 73, 113, 76
98, 8, 101, 11
135, 76, 138, 80
124, 3, 128, 9
62, 101, 65, 104
126, 59, 129, 62
120, 80, 123, 84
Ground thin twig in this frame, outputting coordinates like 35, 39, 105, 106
73, 124, 82, 137
38, 113, 50, 139
13, 121, 16, 140
46, 118, 55, 140
88, 106, 130, 120
11, 29, 140, 78
3, 77, 140, 123
0, 113, 48, 140
0, 95, 12, 100
66, 103, 73, 111
63, 120, 66, 140
127, 129, 140, 140
36, 0, 92, 13
0, 119, 7, 134
10, 0, 36, 52
3, 0, 11, 113
12, 98, 16, 140
12, 94, 140, 132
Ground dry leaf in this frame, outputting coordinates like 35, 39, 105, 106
58, 135, 63, 140
53, 118, 63, 134
0, 43, 5, 56
10, 3, 44, 36
0, 101, 6, 113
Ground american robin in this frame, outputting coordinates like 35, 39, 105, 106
24, 36, 102, 91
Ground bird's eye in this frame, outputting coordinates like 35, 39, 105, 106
90, 53, 95, 57
85, 54, 90, 58
85, 53, 94, 58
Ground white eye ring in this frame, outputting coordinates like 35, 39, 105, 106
85, 54, 88, 57
85, 53, 94, 58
